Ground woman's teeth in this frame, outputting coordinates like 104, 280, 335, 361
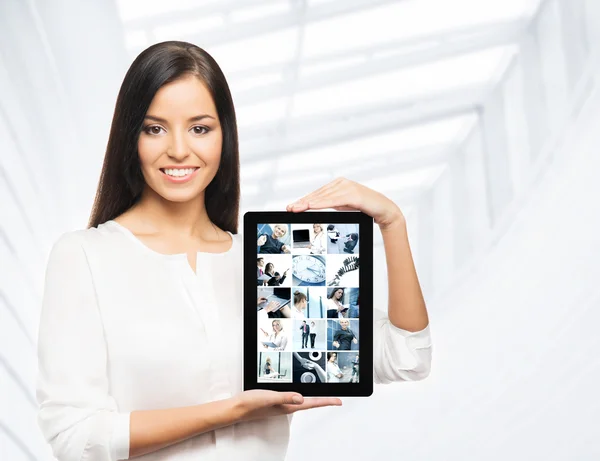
163, 168, 197, 177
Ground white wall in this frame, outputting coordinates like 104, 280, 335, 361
286, 56, 600, 461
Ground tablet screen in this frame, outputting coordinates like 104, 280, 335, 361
256, 222, 362, 385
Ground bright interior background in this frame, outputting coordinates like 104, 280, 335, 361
1, 0, 600, 459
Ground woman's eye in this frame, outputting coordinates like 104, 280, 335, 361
192, 126, 209, 135
145, 125, 164, 135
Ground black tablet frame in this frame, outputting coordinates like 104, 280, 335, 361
243, 211, 373, 397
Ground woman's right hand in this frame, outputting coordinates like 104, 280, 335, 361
233, 390, 341, 423
257, 235, 267, 246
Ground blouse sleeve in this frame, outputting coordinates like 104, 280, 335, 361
36, 232, 131, 461
373, 309, 432, 384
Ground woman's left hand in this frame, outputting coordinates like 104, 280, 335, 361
286, 177, 404, 230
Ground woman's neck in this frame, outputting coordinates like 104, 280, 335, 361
133, 187, 213, 237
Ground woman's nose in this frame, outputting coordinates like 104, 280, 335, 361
167, 134, 190, 159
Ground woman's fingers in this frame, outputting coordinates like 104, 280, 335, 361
287, 179, 342, 211
284, 397, 342, 411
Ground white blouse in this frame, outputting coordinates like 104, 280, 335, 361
264, 331, 288, 351
36, 220, 433, 461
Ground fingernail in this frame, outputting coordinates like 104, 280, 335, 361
293, 396, 303, 404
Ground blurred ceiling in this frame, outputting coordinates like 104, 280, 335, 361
115, 0, 542, 213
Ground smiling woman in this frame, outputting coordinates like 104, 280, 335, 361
36, 40, 431, 461
87, 42, 239, 231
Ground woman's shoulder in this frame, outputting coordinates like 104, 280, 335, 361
47, 221, 133, 259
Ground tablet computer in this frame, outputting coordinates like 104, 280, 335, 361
244, 211, 373, 397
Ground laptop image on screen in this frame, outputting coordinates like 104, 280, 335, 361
293, 229, 311, 248
257, 288, 291, 311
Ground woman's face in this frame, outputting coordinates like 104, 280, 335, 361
137, 75, 223, 204
329, 353, 337, 362
272, 321, 281, 332
340, 320, 349, 329
313, 224, 322, 233
265, 263, 274, 274
300, 298, 307, 308
273, 225, 287, 239
335, 289, 343, 300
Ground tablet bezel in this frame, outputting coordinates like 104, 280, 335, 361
244, 211, 373, 397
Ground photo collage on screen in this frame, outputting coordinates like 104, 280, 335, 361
256, 223, 361, 384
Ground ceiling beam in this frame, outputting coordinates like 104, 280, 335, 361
125, 0, 403, 47
241, 181, 425, 211
230, 18, 526, 105
239, 84, 486, 160
241, 143, 456, 202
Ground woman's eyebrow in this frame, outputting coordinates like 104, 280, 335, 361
144, 114, 216, 122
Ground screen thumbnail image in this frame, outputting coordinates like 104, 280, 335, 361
257, 223, 291, 254
290, 223, 327, 255
258, 352, 292, 383
292, 352, 327, 384
327, 319, 359, 351
258, 317, 292, 352
326, 224, 360, 254
326, 287, 360, 319
326, 352, 360, 383
292, 319, 327, 350
257, 287, 292, 319
257, 254, 292, 287
327, 254, 359, 287
292, 255, 326, 286
288, 287, 332, 319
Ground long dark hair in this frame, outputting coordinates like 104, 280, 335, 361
88, 41, 240, 232
328, 287, 344, 299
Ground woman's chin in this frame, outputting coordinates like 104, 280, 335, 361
157, 189, 204, 203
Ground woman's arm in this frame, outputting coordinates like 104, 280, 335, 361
380, 216, 428, 332
128, 401, 243, 458
286, 178, 432, 383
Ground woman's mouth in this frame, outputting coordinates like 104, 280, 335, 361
160, 167, 200, 183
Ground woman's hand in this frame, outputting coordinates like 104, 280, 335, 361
257, 235, 267, 246
233, 390, 341, 423
352, 338, 358, 344
332, 341, 340, 348
286, 177, 404, 230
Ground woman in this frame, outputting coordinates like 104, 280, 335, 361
308, 223, 326, 254
36, 41, 431, 461
332, 319, 358, 351
292, 290, 308, 319
264, 262, 289, 287
263, 357, 280, 378
327, 288, 349, 318
260, 319, 288, 351
326, 352, 344, 383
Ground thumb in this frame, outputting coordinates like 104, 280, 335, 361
275, 392, 304, 406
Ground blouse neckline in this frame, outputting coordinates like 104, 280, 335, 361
104, 220, 237, 260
